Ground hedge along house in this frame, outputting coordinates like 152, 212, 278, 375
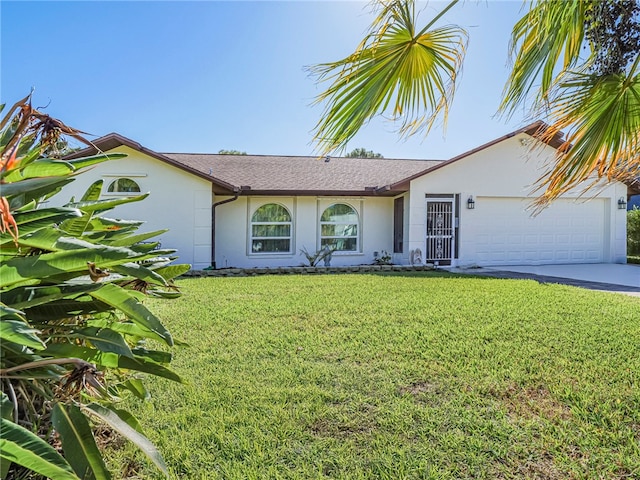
61, 122, 635, 270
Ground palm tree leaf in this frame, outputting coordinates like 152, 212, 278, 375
532, 63, 640, 207
500, 0, 587, 115
310, 0, 466, 156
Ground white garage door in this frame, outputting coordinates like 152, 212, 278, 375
466, 197, 607, 266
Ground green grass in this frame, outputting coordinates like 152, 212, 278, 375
108, 273, 640, 479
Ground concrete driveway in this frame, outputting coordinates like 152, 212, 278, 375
450, 263, 640, 296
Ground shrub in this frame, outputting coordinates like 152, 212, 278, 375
0, 95, 187, 479
628, 207, 640, 256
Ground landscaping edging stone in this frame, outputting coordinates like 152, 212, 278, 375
183, 264, 435, 278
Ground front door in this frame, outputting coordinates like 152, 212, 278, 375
426, 199, 456, 266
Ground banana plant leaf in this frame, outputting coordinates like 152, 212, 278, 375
0, 319, 45, 350
88, 283, 173, 346
51, 403, 111, 480
0, 243, 167, 289
65, 193, 149, 214
86, 319, 164, 344
41, 344, 181, 382
83, 403, 168, 475
2, 159, 75, 183
101, 230, 167, 247
1, 176, 73, 200
71, 327, 134, 358
80, 180, 104, 202
12, 228, 67, 251
111, 262, 168, 286
0, 418, 79, 480
117, 379, 150, 401
23, 298, 112, 323
153, 264, 191, 281
4, 283, 103, 310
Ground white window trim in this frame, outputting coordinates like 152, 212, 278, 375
103, 177, 143, 196
318, 201, 362, 255
248, 201, 295, 256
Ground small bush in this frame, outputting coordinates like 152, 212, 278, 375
628, 208, 640, 256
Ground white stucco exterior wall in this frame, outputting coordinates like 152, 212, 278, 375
214, 195, 394, 268
48, 146, 213, 269
406, 134, 627, 266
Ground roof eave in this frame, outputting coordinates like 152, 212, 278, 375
64, 133, 239, 194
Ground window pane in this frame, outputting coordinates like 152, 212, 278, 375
321, 224, 358, 236
321, 237, 357, 251
252, 204, 291, 222
252, 224, 291, 237
252, 239, 290, 253
107, 178, 141, 193
321, 204, 357, 223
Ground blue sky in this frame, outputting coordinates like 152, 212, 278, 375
2, 1, 528, 159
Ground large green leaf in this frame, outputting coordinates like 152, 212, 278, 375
65, 193, 149, 214
84, 403, 168, 475
80, 180, 104, 202
12, 228, 67, 251
151, 264, 191, 281
0, 176, 73, 199
3, 281, 101, 311
42, 344, 181, 382
87, 319, 165, 343
43, 344, 120, 368
59, 181, 105, 237
73, 327, 134, 358
0, 243, 162, 288
111, 262, 168, 287
87, 217, 145, 232
23, 298, 111, 322
51, 403, 111, 480
2, 159, 75, 183
0, 418, 79, 480
117, 355, 181, 382
88, 283, 173, 346
0, 394, 13, 422
118, 379, 150, 401
104, 229, 167, 247
61, 212, 94, 238
131, 348, 172, 365
4, 207, 81, 245
0, 320, 45, 350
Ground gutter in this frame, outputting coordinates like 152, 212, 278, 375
210, 186, 250, 269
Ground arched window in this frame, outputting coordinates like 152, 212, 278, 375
320, 203, 359, 252
251, 203, 292, 253
107, 178, 141, 193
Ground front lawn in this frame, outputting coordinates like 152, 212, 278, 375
110, 273, 640, 479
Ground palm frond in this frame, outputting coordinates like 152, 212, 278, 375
500, 0, 587, 117
309, 0, 466, 157
532, 59, 640, 209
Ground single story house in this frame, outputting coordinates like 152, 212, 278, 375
60, 122, 636, 270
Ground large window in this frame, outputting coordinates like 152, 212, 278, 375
320, 203, 359, 252
106, 178, 141, 193
251, 203, 292, 253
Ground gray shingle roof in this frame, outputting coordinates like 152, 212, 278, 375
162, 153, 442, 194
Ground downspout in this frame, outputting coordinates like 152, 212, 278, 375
211, 188, 241, 269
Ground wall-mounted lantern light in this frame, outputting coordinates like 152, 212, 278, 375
467, 196, 475, 209
618, 197, 627, 210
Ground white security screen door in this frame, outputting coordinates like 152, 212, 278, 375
426, 199, 456, 265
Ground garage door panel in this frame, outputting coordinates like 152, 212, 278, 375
467, 197, 606, 266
